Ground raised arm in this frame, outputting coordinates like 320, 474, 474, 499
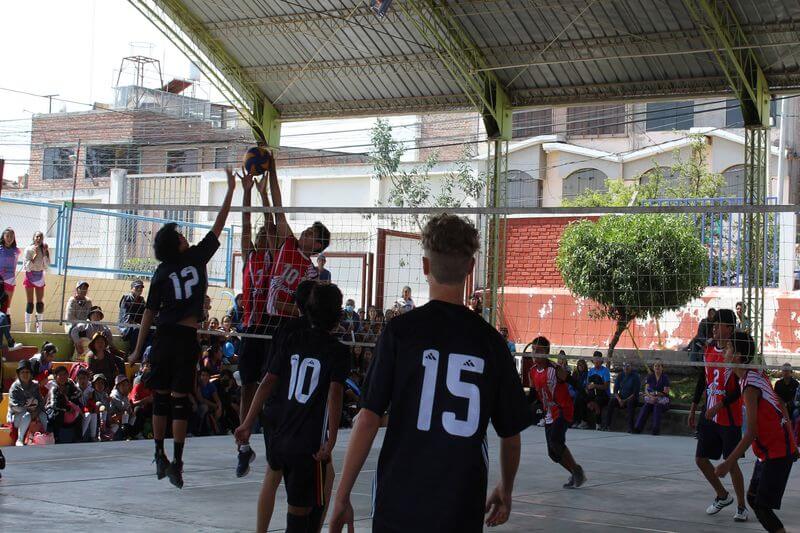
267, 155, 293, 244
211, 168, 236, 239
240, 172, 255, 257
255, 174, 278, 257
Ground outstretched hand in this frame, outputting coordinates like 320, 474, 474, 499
240, 172, 254, 191
225, 167, 237, 191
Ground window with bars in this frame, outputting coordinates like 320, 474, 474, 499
42, 147, 75, 180
566, 104, 626, 136
166, 149, 199, 173
505, 170, 542, 207
85, 145, 140, 179
562, 168, 608, 201
512, 109, 553, 139
645, 101, 694, 131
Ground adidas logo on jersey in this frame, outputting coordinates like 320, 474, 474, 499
425, 353, 438, 361
463, 359, 476, 368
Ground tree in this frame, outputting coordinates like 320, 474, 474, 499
369, 118, 483, 230
557, 214, 708, 357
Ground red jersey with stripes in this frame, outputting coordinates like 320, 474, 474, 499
740, 370, 797, 460
267, 236, 317, 317
242, 249, 272, 327
530, 363, 574, 424
704, 344, 743, 426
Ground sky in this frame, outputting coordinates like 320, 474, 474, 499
0, 0, 417, 178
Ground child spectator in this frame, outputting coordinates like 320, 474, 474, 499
130, 360, 153, 438
226, 293, 244, 332
219, 315, 240, 355
75, 368, 99, 442
45, 366, 83, 443
195, 367, 222, 436
361, 305, 383, 344
91, 374, 111, 436
30, 342, 58, 397
119, 279, 146, 353
634, 359, 671, 435
201, 344, 224, 375
216, 368, 240, 434
86, 333, 126, 385
64, 281, 92, 332
70, 306, 119, 359
108, 375, 135, 440
8, 360, 48, 446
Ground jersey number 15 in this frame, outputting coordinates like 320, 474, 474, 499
417, 350, 484, 438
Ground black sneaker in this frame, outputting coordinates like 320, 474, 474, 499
236, 447, 256, 478
154, 453, 169, 480
563, 475, 575, 489
0, 449, 5, 470
572, 465, 586, 488
167, 460, 184, 489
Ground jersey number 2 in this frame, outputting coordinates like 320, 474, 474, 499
417, 350, 484, 438
169, 266, 200, 300
287, 354, 321, 404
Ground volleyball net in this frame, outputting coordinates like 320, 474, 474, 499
2, 198, 799, 370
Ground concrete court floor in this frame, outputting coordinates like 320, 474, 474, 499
0, 426, 797, 532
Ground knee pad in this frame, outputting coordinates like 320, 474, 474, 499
285, 512, 309, 533
153, 393, 171, 417
35, 302, 44, 314
26, 303, 34, 314
171, 395, 191, 421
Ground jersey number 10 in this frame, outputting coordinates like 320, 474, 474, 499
169, 266, 200, 300
287, 354, 321, 404
417, 350, 484, 438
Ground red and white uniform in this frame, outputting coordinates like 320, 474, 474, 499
267, 236, 317, 317
242, 249, 272, 327
740, 370, 797, 460
704, 344, 743, 426
530, 363, 574, 424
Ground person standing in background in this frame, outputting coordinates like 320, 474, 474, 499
0, 228, 21, 315
23, 231, 49, 333
316, 254, 331, 283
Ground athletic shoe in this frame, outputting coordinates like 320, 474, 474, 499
563, 475, 574, 489
236, 447, 256, 478
577, 422, 590, 430
154, 453, 170, 480
167, 460, 184, 489
733, 507, 749, 522
537, 419, 546, 427
572, 465, 586, 488
7, 343, 23, 351
706, 494, 733, 514
0, 449, 5, 469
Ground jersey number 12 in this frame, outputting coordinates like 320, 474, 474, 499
417, 350, 484, 438
169, 266, 200, 300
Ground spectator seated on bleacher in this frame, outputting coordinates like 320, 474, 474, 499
70, 306, 122, 360
634, 359, 671, 435
342, 368, 363, 428
201, 344, 224, 375
64, 281, 93, 333
75, 367, 99, 442
30, 342, 58, 397
86, 333, 126, 386
601, 361, 641, 432
194, 367, 222, 436
45, 366, 83, 443
215, 369, 240, 434
118, 279, 146, 353
129, 359, 153, 439
8, 359, 48, 446
90, 374, 111, 438
107, 375, 136, 441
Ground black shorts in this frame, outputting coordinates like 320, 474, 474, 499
267, 450, 324, 508
749, 457, 794, 510
238, 324, 273, 386
545, 416, 569, 463
143, 324, 200, 395
695, 418, 741, 460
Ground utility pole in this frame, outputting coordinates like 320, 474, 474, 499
44, 94, 59, 113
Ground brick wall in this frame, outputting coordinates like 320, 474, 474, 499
503, 216, 597, 288
418, 112, 480, 162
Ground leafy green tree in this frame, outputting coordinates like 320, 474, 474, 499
369, 118, 483, 230
557, 214, 708, 357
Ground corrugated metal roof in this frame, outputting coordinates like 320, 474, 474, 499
171, 0, 800, 119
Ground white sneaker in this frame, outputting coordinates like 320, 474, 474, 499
7, 343, 23, 351
537, 419, 546, 427
15, 441, 25, 447
733, 507, 749, 522
706, 494, 733, 514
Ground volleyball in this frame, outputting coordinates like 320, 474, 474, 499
242, 146, 271, 176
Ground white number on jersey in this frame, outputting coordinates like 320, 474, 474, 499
168, 266, 200, 300
287, 354, 321, 404
416, 350, 485, 438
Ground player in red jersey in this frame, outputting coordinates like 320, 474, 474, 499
689, 308, 748, 521
716, 332, 798, 533
235, 161, 281, 477
266, 158, 330, 318
529, 336, 586, 489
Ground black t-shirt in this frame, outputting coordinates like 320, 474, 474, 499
267, 327, 349, 455
261, 315, 309, 426
774, 378, 799, 410
145, 232, 219, 326
361, 300, 532, 532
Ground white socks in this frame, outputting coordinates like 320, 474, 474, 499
24, 313, 32, 333
36, 313, 44, 333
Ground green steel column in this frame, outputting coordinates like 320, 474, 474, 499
486, 139, 508, 327
743, 126, 768, 357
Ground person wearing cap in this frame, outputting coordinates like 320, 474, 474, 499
316, 254, 331, 283
64, 280, 92, 333
600, 360, 641, 432
45, 365, 83, 443
119, 279, 147, 353
86, 332, 126, 387
689, 308, 749, 522
8, 359, 48, 446
773, 363, 798, 422
70, 305, 118, 359
108, 375, 135, 440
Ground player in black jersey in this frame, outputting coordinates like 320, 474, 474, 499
331, 214, 532, 533
129, 168, 235, 489
235, 282, 348, 533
